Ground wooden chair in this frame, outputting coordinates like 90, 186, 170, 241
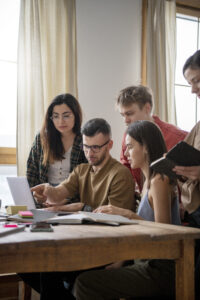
0, 273, 31, 300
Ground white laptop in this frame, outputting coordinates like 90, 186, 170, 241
6, 176, 71, 221
6, 176, 36, 210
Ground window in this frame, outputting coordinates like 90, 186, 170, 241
0, 0, 20, 148
0, 165, 17, 206
175, 13, 200, 131
0, 0, 20, 207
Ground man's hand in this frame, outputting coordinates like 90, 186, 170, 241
31, 184, 68, 205
45, 202, 84, 212
173, 165, 200, 181
105, 261, 126, 270
31, 183, 48, 204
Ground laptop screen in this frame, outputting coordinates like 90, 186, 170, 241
6, 177, 36, 210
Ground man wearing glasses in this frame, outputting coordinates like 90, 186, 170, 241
31, 118, 135, 212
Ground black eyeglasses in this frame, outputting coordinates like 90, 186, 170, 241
82, 140, 110, 153
50, 113, 73, 122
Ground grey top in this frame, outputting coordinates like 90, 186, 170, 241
138, 191, 181, 225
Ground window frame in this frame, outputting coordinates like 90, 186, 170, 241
175, 11, 200, 130
141, 0, 200, 84
0, 147, 16, 164
0, 0, 19, 165
141, 0, 200, 94
176, 1, 200, 17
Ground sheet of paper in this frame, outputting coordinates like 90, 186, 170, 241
0, 224, 26, 237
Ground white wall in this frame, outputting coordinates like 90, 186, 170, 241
76, 0, 142, 159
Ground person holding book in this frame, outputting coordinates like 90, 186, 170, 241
27, 93, 87, 189
173, 50, 200, 224
172, 50, 200, 300
74, 120, 181, 300
117, 84, 187, 192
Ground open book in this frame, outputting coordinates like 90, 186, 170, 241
7, 209, 71, 224
46, 211, 138, 226
150, 141, 200, 179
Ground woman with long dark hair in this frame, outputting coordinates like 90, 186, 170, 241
27, 93, 87, 188
75, 120, 181, 300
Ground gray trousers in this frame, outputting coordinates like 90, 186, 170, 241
75, 260, 175, 300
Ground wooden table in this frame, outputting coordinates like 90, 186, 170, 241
0, 219, 200, 300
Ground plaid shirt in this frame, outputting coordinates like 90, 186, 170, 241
26, 133, 87, 187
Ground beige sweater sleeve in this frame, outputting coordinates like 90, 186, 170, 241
179, 122, 200, 214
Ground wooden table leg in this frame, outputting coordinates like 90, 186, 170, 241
21, 281, 32, 300
176, 239, 195, 300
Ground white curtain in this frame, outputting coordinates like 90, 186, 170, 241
17, 0, 77, 176
146, 0, 176, 124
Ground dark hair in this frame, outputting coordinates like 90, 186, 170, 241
127, 120, 167, 178
117, 85, 153, 109
82, 118, 111, 137
183, 50, 200, 74
40, 93, 82, 164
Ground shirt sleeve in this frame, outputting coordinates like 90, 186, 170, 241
61, 166, 80, 199
26, 134, 42, 187
179, 123, 200, 214
107, 166, 136, 211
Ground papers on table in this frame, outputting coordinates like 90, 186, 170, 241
0, 224, 26, 237
6, 210, 138, 227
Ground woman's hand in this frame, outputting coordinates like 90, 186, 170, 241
173, 165, 200, 181
94, 204, 134, 219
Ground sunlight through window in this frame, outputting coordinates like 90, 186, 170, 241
0, 0, 20, 147
175, 14, 200, 131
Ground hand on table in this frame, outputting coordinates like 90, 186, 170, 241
94, 204, 134, 219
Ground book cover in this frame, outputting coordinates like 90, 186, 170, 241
150, 141, 200, 179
